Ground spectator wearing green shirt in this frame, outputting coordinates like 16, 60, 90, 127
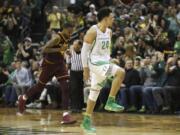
0, 26, 14, 65
174, 32, 180, 54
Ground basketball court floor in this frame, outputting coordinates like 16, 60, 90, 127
0, 108, 180, 135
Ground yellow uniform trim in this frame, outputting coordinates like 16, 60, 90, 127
38, 79, 46, 85
56, 75, 69, 80
44, 59, 55, 64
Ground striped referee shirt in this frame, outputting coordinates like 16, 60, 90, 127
69, 49, 83, 71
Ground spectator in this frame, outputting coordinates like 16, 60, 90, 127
174, 32, 180, 54
74, 12, 85, 29
166, 7, 180, 41
152, 57, 180, 113
119, 59, 141, 109
16, 37, 35, 67
0, 26, 14, 65
47, 6, 61, 32
134, 56, 142, 71
127, 52, 165, 112
3, 62, 17, 107
111, 36, 125, 58
86, 4, 97, 24
12, 59, 33, 98
139, 52, 165, 113
0, 63, 8, 101
124, 41, 136, 59
139, 56, 153, 84
2, 8, 18, 46
20, 0, 32, 39
13, 6, 22, 47
162, 57, 180, 112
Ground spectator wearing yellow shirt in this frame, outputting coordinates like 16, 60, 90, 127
47, 6, 61, 32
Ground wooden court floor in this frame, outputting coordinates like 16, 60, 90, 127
0, 108, 180, 135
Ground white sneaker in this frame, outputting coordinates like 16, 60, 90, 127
26, 102, 38, 108
35, 103, 42, 109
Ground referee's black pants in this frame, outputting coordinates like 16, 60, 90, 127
70, 70, 84, 111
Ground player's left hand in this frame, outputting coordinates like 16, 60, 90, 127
110, 58, 119, 65
59, 43, 68, 54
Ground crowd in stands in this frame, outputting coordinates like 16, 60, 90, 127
0, 0, 180, 114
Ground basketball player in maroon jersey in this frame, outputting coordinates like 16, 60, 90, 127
17, 23, 76, 124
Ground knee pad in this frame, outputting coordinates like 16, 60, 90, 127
88, 89, 100, 102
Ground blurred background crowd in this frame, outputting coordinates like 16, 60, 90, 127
0, 0, 180, 114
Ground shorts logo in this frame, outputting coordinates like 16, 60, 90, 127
103, 65, 109, 72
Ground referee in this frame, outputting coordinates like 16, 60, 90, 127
66, 40, 84, 112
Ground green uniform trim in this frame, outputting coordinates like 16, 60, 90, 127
90, 60, 110, 66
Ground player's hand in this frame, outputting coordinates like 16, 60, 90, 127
111, 58, 119, 65
62, 43, 68, 51
59, 44, 68, 54
65, 49, 71, 56
83, 67, 90, 81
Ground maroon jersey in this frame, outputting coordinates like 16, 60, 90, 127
44, 32, 69, 64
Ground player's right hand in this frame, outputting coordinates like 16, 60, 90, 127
83, 67, 90, 81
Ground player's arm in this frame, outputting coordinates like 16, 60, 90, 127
110, 29, 112, 38
42, 34, 61, 54
81, 27, 96, 80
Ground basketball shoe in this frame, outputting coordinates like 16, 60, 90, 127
104, 96, 124, 112
61, 112, 77, 124
81, 114, 96, 133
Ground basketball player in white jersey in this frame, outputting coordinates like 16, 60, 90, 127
81, 7, 125, 133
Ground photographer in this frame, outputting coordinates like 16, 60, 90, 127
16, 37, 35, 67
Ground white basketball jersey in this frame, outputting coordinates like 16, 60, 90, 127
89, 25, 111, 65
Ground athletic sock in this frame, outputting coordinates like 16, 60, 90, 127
107, 96, 115, 103
84, 113, 92, 118
23, 95, 27, 100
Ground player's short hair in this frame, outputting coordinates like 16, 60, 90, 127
63, 22, 74, 29
97, 7, 112, 22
